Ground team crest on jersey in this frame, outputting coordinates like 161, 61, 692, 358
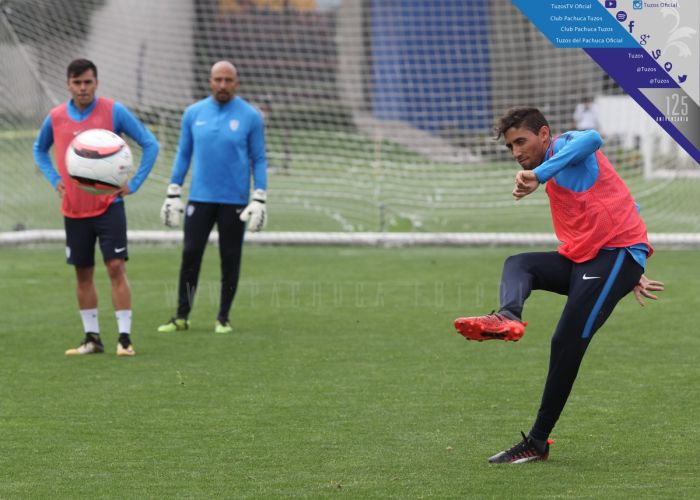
229, 120, 240, 131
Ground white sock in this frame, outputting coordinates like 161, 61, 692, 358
80, 309, 99, 334
115, 310, 132, 335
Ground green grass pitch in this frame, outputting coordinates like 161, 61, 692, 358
1, 245, 698, 498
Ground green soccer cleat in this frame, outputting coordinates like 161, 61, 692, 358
157, 317, 190, 333
214, 320, 233, 334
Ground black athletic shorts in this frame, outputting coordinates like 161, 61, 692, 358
64, 201, 128, 267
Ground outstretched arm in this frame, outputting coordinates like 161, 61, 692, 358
633, 275, 664, 306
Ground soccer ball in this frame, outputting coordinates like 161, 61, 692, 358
66, 128, 133, 195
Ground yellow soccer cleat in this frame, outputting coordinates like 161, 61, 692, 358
157, 317, 190, 333
214, 320, 233, 334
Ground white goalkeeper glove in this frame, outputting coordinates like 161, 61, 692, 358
160, 183, 185, 228
239, 189, 267, 232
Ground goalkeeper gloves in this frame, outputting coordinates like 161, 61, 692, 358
160, 183, 185, 228
239, 189, 267, 232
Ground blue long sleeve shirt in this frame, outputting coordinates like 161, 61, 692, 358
170, 96, 267, 205
33, 98, 159, 195
533, 130, 648, 269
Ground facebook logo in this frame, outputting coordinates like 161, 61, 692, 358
628, 20, 635, 32
633, 0, 643, 9
605, 0, 616, 8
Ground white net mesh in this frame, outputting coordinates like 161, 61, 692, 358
1, 0, 698, 241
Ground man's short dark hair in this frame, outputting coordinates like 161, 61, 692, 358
495, 107, 549, 140
67, 59, 97, 79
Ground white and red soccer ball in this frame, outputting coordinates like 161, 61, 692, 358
66, 128, 133, 195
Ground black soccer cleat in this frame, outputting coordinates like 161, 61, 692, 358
488, 432, 552, 464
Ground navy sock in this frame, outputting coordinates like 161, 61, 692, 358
498, 309, 521, 321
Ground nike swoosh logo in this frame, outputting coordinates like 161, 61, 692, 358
115, 247, 126, 253
582, 274, 600, 280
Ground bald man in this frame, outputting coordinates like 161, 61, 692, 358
159, 61, 268, 334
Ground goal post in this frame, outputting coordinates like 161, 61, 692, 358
1, 0, 698, 245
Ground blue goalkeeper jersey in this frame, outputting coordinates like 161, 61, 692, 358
170, 95, 267, 205
533, 129, 648, 270
33, 98, 159, 195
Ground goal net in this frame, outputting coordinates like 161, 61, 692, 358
1, 0, 698, 245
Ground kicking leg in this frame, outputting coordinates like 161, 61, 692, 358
454, 252, 571, 341
499, 251, 571, 320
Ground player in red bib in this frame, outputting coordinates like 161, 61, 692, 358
454, 107, 664, 463
33, 59, 159, 357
